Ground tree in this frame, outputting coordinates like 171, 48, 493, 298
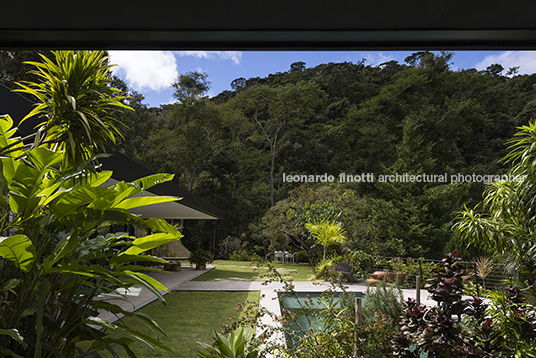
12, 50, 132, 167
0, 116, 182, 356
232, 82, 327, 206
455, 120, 536, 300
0, 50, 185, 357
305, 221, 347, 262
369, 116, 469, 258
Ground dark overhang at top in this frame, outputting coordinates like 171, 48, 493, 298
1, 0, 536, 50
0, 84, 225, 220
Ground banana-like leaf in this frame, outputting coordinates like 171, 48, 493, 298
124, 270, 169, 293
113, 195, 180, 210
86, 316, 173, 353
109, 254, 167, 268
121, 270, 168, 303
0, 235, 36, 272
122, 233, 180, 256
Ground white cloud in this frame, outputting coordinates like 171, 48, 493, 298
175, 51, 242, 65
476, 51, 536, 75
361, 52, 395, 66
108, 51, 178, 92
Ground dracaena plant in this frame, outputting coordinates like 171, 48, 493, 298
10, 50, 131, 167
0, 113, 182, 357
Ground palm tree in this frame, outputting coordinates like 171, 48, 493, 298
305, 220, 347, 262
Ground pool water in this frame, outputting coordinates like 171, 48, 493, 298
278, 291, 364, 350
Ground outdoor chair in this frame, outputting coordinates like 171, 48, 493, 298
274, 251, 285, 263
332, 262, 354, 283
285, 252, 295, 263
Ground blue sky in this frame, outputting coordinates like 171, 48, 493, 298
108, 50, 536, 108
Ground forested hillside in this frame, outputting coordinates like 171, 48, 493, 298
3, 50, 536, 260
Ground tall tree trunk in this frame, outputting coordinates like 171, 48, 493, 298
270, 144, 275, 207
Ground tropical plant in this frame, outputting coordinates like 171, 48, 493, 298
189, 248, 214, 265
472, 256, 495, 291
196, 327, 260, 358
455, 120, 536, 300
393, 252, 536, 357
0, 114, 182, 357
11, 50, 131, 166
305, 220, 346, 262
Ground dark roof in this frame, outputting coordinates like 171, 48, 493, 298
0, 83, 224, 220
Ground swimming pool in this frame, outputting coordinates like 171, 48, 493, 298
278, 291, 364, 350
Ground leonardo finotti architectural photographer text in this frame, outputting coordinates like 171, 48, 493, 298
282, 172, 525, 184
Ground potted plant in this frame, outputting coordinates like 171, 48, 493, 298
189, 248, 213, 270
386, 258, 406, 284
164, 259, 182, 271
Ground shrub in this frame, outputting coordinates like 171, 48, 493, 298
363, 278, 403, 332
393, 252, 536, 357
230, 250, 254, 261
314, 256, 340, 281
295, 250, 308, 263
197, 327, 259, 358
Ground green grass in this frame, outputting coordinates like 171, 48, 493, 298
97, 290, 260, 358
193, 260, 315, 282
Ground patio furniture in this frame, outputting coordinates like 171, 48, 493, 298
285, 252, 295, 263
332, 262, 354, 283
274, 251, 285, 263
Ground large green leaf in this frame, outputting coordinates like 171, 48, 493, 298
0, 235, 36, 273
113, 195, 180, 210
122, 233, 180, 256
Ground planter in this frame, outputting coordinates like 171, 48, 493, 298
195, 263, 207, 270
386, 271, 406, 284
367, 271, 385, 286
366, 278, 380, 286
370, 271, 385, 280
164, 262, 182, 271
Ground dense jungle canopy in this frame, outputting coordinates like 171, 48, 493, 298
3, 50, 536, 260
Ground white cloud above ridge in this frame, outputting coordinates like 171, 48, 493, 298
476, 51, 536, 75
350, 52, 394, 67
175, 51, 242, 65
108, 51, 178, 92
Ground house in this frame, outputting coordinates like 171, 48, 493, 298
0, 83, 224, 221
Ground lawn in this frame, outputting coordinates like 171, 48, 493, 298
97, 290, 260, 357
90, 260, 313, 357
192, 260, 316, 282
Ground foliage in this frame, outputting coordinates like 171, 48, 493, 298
190, 248, 214, 265
313, 256, 340, 281
472, 256, 495, 291
393, 252, 536, 357
284, 186, 363, 264
217, 260, 400, 358
40, 50, 536, 265
230, 250, 257, 262
197, 327, 260, 358
455, 120, 536, 300
392, 258, 441, 288
362, 278, 403, 332
219, 235, 244, 260
0, 113, 183, 357
305, 220, 347, 262
13, 50, 132, 167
